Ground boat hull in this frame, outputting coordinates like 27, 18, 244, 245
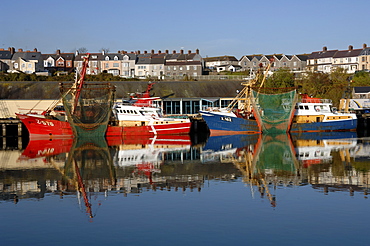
201, 112, 357, 135
16, 113, 73, 139
200, 111, 260, 136
17, 113, 191, 139
290, 119, 357, 132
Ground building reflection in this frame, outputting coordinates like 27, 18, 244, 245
0, 131, 370, 207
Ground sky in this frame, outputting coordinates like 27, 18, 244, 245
2, 0, 369, 59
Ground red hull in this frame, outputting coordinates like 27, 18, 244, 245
16, 113, 191, 139
20, 135, 191, 161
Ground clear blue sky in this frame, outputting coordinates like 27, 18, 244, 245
2, 0, 369, 59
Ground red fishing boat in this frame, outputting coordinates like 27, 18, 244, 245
16, 81, 191, 139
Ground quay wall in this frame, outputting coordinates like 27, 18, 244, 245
0, 81, 245, 100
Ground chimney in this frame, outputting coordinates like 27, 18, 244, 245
18, 48, 23, 52
323, 46, 327, 52
348, 45, 353, 51
8, 47, 15, 54
56, 49, 61, 55
188, 50, 191, 54
144, 50, 147, 54
158, 50, 162, 54
196, 49, 199, 54
173, 50, 176, 54
137, 50, 141, 54
180, 49, 184, 54
33, 48, 38, 52
151, 49, 154, 54
165, 50, 169, 54
363, 43, 367, 49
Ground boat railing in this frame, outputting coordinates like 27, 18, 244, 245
301, 98, 332, 104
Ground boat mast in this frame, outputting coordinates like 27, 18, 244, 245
72, 53, 90, 114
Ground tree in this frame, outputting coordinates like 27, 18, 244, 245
265, 68, 295, 88
100, 47, 110, 54
327, 67, 351, 103
351, 71, 370, 86
77, 47, 88, 53
299, 71, 331, 97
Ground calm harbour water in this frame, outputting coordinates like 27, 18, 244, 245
1, 131, 370, 246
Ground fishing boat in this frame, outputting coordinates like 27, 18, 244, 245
200, 62, 357, 135
16, 82, 190, 139
290, 94, 357, 132
200, 60, 298, 135
112, 82, 191, 136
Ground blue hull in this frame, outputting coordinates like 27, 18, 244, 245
201, 113, 260, 135
202, 112, 357, 134
203, 134, 260, 152
290, 119, 357, 132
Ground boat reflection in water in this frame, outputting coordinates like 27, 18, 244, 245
16, 135, 194, 220
201, 131, 367, 206
8, 129, 370, 215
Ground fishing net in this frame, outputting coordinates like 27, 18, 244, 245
252, 134, 298, 173
60, 82, 116, 137
251, 88, 298, 134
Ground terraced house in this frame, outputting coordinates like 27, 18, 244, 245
307, 44, 369, 73
238, 54, 308, 72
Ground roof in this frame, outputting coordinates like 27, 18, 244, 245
0, 50, 13, 60
203, 55, 238, 62
308, 49, 338, 59
354, 86, 370, 93
12, 52, 42, 61
103, 53, 123, 60
333, 49, 362, 58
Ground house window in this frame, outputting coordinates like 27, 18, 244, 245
113, 63, 119, 67
114, 56, 118, 61
193, 66, 197, 70
123, 63, 129, 67
187, 66, 190, 70
14, 63, 18, 69
105, 63, 109, 68
180, 67, 183, 70
105, 56, 109, 61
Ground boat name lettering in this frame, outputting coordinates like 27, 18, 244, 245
220, 116, 232, 122
37, 148, 54, 156
36, 119, 55, 126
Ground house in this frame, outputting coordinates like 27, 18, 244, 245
0, 47, 15, 72
291, 54, 308, 71
11, 48, 44, 74
165, 49, 203, 77
204, 55, 238, 70
74, 52, 104, 75
120, 51, 137, 78
332, 45, 362, 73
352, 86, 370, 99
101, 52, 123, 76
358, 44, 370, 71
307, 46, 338, 73
43, 49, 74, 74
135, 50, 166, 78
215, 64, 242, 73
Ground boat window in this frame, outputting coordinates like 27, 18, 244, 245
123, 110, 126, 113
304, 106, 309, 110
299, 105, 304, 109
295, 105, 298, 109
